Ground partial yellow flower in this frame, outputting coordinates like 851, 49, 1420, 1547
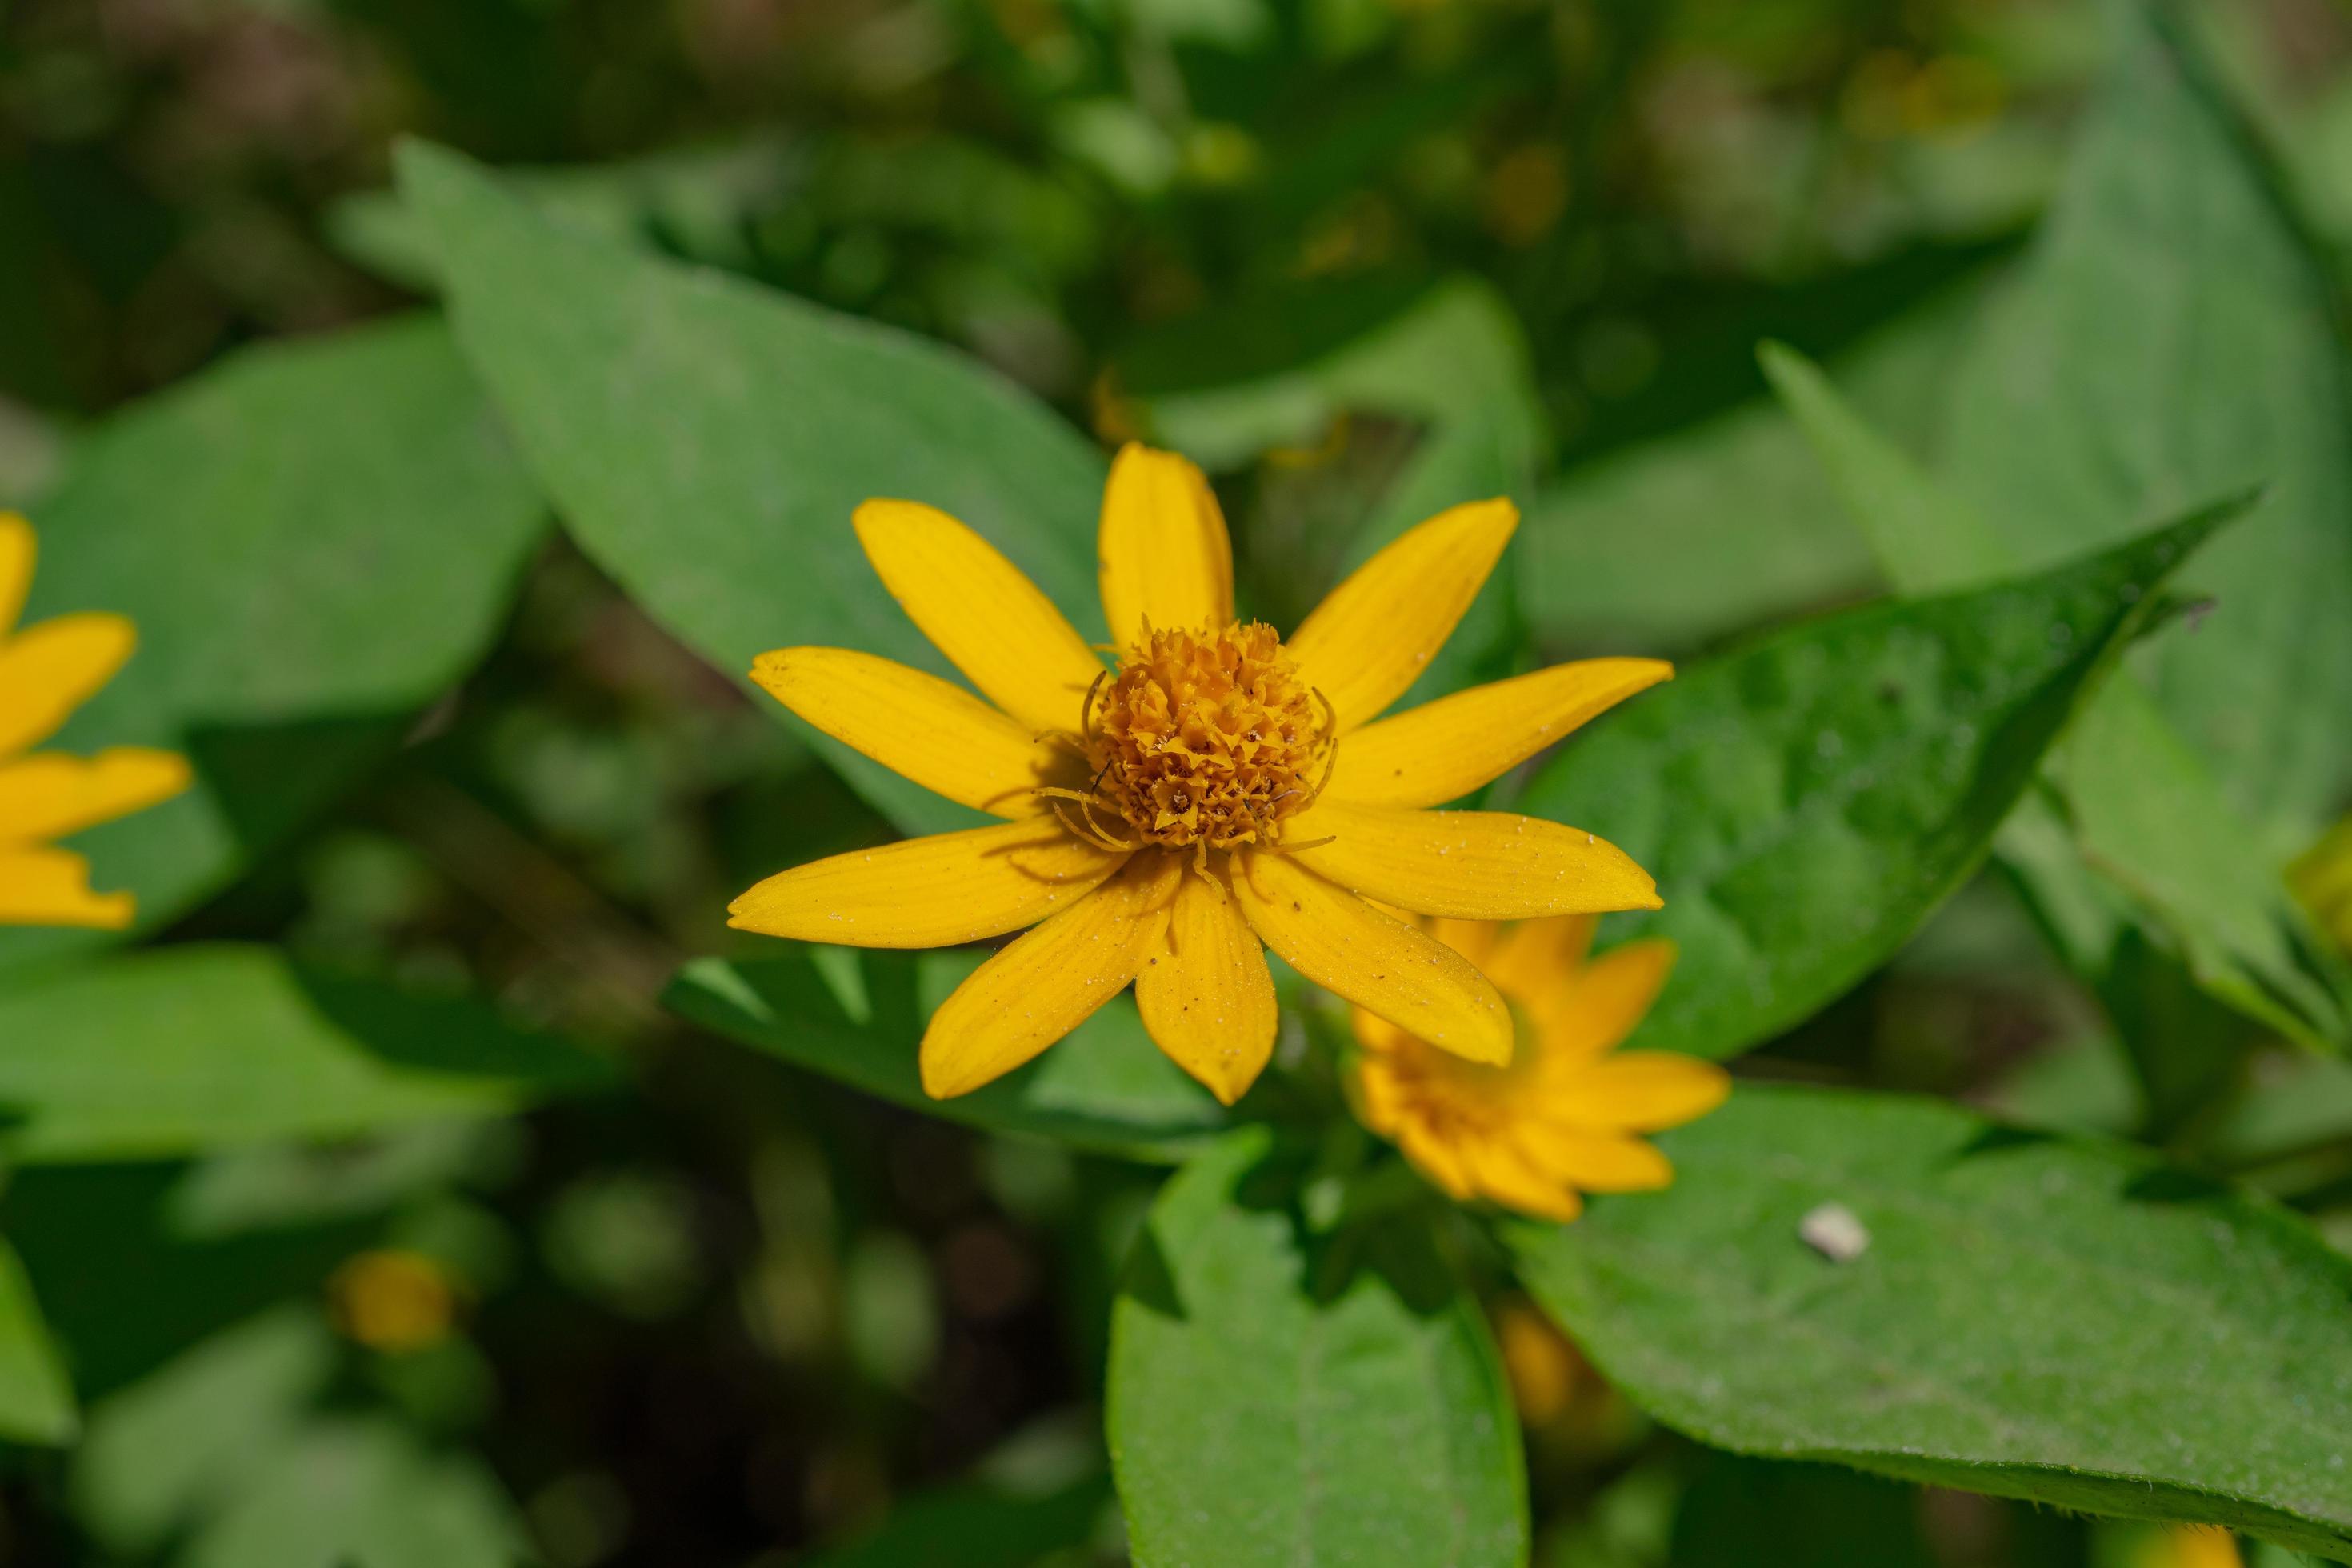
730, 445, 1670, 1105
1350, 914, 1727, 1221
0, 514, 189, 930
2134, 1526, 2242, 1568
2292, 812, 2352, 957
328, 1248, 461, 1354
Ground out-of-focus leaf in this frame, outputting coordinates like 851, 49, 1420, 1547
1523, 282, 1977, 656
1332, 391, 1535, 725
70, 1307, 336, 1555
0, 1237, 75, 1445
1766, 338, 2352, 1059
1513, 503, 2241, 1062
398, 140, 1107, 838
163, 1122, 508, 1241
0, 395, 61, 509
1107, 1128, 1526, 1567
2204, 1050, 2352, 1171
0, 946, 610, 1163
1944, 0, 2352, 850
665, 952, 1228, 1161
1508, 1084, 2352, 1555
1138, 277, 1546, 477
180, 1417, 527, 1568
1982, 1034, 2145, 1140
330, 138, 793, 287
0, 316, 546, 974
5, 1163, 375, 1403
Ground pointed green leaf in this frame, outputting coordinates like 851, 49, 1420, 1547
1507, 1084, 2352, 1556
1765, 336, 2352, 1059
397, 139, 1108, 838
1945, 0, 2352, 848
1107, 1128, 1526, 1566
0, 946, 610, 1162
1514, 502, 2242, 1061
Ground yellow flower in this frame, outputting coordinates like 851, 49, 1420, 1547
1350, 914, 1728, 1220
730, 445, 1670, 1104
0, 514, 189, 929
328, 1248, 461, 1354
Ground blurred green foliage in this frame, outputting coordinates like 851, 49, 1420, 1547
3, 0, 2352, 1564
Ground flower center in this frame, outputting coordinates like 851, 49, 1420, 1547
1070, 622, 1330, 851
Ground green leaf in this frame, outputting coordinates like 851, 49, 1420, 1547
180, 1417, 528, 1568
1107, 1128, 1526, 1567
0, 315, 546, 974
1522, 282, 1974, 656
1331, 390, 1535, 725
1512, 502, 2242, 1062
0, 1236, 76, 1445
396, 139, 1108, 838
665, 952, 1228, 1161
1137, 278, 1546, 478
71, 1306, 336, 1554
1763, 338, 2352, 1059
1943, 0, 2352, 849
0, 946, 610, 1163
330, 137, 790, 288
1506, 1084, 2352, 1555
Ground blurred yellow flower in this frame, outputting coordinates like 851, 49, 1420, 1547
2292, 813, 2352, 956
2139, 1525, 2242, 1568
329, 1248, 460, 1354
0, 514, 188, 929
1350, 914, 1727, 1220
730, 445, 1669, 1104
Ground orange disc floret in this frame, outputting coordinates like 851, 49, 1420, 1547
1090, 621, 1327, 850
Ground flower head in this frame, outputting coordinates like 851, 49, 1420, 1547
0, 514, 189, 929
730, 445, 1671, 1105
1350, 914, 1728, 1220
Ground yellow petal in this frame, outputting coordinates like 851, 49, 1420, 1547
0, 749, 190, 846
920, 851, 1180, 1097
0, 613, 137, 758
1477, 914, 1598, 1003
750, 647, 1071, 817
728, 818, 1127, 948
1096, 444, 1233, 650
1350, 1046, 1409, 1126
1464, 1139, 1582, 1221
854, 499, 1105, 736
1395, 1122, 1479, 1202
1516, 1128, 1674, 1193
0, 846, 134, 929
1230, 849, 1510, 1064
0, 514, 32, 638
1134, 866, 1278, 1105
1552, 1052, 1730, 1133
1286, 801, 1659, 920
1286, 498, 1517, 732
1326, 658, 1673, 806
1529, 939, 1676, 1061
1422, 915, 1504, 969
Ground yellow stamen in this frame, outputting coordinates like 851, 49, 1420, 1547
1081, 621, 1334, 851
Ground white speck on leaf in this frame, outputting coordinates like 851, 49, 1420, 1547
1799, 1202, 1870, 1263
